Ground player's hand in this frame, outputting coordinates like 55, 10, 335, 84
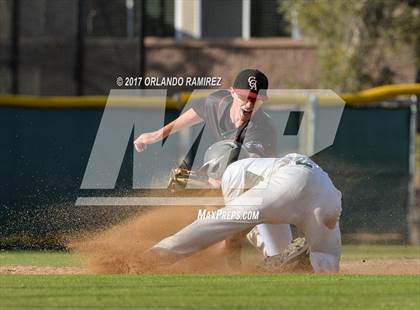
134, 131, 160, 152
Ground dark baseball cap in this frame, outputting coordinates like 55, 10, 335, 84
233, 69, 269, 99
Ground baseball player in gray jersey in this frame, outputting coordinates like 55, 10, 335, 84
134, 69, 294, 265
143, 141, 342, 273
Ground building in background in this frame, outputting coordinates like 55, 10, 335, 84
0, 0, 416, 96
83, 0, 290, 39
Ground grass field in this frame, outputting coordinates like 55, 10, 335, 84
1, 274, 419, 309
0, 250, 83, 267
0, 246, 419, 309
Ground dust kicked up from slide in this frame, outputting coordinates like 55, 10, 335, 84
69, 206, 247, 274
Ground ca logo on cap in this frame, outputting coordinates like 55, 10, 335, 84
248, 76, 257, 91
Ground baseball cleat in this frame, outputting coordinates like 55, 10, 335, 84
246, 227, 265, 254
259, 237, 313, 273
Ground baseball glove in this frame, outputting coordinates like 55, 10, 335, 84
167, 168, 210, 191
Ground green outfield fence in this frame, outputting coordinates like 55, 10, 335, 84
0, 84, 419, 249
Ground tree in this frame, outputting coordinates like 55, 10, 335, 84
280, 0, 420, 92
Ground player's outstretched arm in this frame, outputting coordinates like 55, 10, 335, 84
134, 108, 203, 152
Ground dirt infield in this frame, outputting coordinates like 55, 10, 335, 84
341, 259, 420, 275
1, 259, 419, 275
0, 266, 85, 275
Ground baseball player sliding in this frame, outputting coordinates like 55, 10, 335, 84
141, 141, 342, 273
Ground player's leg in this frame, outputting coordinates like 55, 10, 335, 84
249, 165, 311, 256
148, 205, 264, 267
259, 203, 341, 273
244, 167, 310, 271
148, 217, 257, 266
305, 223, 341, 273
301, 194, 342, 273
222, 165, 293, 264
247, 224, 292, 256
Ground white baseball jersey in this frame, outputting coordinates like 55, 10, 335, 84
153, 154, 342, 273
